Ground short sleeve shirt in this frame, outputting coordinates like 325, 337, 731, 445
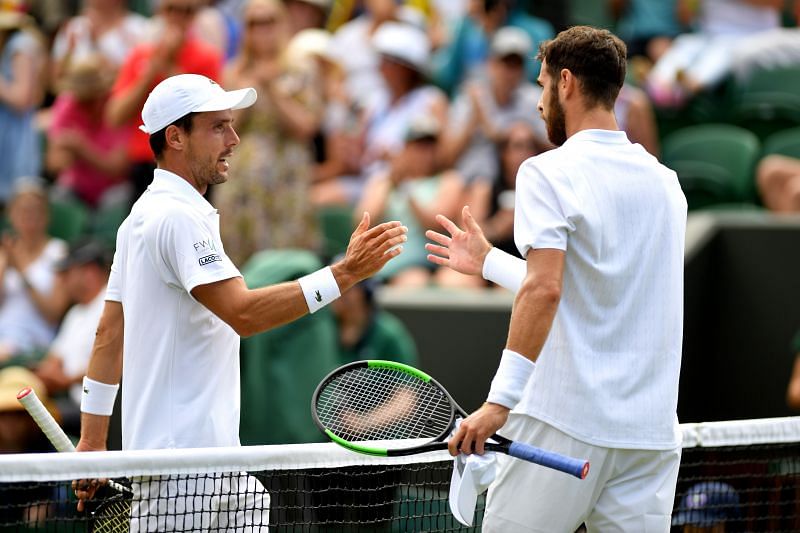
514, 129, 687, 450
108, 169, 242, 450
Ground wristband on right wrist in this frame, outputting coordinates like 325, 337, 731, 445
80, 376, 119, 416
482, 247, 526, 293
486, 349, 536, 410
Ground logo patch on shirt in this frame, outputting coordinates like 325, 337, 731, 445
199, 254, 221, 266
193, 239, 218, 254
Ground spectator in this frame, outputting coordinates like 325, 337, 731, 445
327, 0, 401, 111
285, 0, 330, 35
441, 26, 549, 187
356, 116, 462, 287
331, 276, 418, 366
106, 0, 222, 203
215, 0, 322, 266
47, 55, 131, 209
732, 0, 800, 83
49, 0, 148, 88
0, 366, 55, 452
645, 0, 782, 108
614, 83, 660, 157
285, 29, 363, 205
431, 0, 554, 96
756, 155, 800, 213
0, 179, 70, 366
361, 22, 448, 181
671, 481, 742, 531
612, 0, 682, 66
0, 2, 47, 205
192, 0, 239, 61
33, 239, 110, 436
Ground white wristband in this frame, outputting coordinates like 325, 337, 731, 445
298, 266, 341, 314
487, 349, 535, 409
80, 376, 120, 416
482, 247, 526, 293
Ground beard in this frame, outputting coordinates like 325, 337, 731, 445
545, 92, 568, 147
187, 146, 228, 188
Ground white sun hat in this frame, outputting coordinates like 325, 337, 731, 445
139, 74, 257, 134
372, 21, 431, 75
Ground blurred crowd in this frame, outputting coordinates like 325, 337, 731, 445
1, 0, 800, 452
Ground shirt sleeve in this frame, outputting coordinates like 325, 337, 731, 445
157, 210, 241, 294
513, 157, 578, 257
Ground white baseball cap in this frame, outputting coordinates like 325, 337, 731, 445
373, 21, 430, 75
139, 74, 257, 134
490, 26, 533, 59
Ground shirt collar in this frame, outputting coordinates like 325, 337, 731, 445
149, 169, 217, 215
564, 129, 630, 146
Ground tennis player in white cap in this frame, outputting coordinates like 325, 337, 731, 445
73, 73, 407, 530
428, 27, 687, 532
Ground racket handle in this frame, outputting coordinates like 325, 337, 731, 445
17, 387, 76, 453
507, 441, 590, 480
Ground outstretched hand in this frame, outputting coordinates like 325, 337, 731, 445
333, 212, 407, 290
425, 205, 492, 277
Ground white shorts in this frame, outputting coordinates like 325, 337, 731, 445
130, 472, 269, 532
483, 414, 681, 533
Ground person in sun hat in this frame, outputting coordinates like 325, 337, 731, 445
0, 0, 47, 205
71, 72, 407, 530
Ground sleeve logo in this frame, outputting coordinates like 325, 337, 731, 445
199, 254, 222, 266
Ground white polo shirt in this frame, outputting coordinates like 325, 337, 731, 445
514, 129, 687, 450
107, 169, 242, 450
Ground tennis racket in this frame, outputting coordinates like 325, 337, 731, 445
311, 360, 590, 479
16, 387, 132, 533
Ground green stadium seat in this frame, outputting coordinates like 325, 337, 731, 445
48, 197, 89, 243
761, 126, 800, 159
317, 204, 354, 260
238, 249, 340, 445
731, 67, 800, 139
662, 124, 761, 210
90, 201, 130, 250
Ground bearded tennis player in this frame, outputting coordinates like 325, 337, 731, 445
72, 74, 407, 531
427, 26, 687, 532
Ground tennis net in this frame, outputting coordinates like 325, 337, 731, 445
0, 417, 798, 532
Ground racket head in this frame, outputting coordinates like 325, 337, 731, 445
88, 479, 132, 533
311, 360, 457, 455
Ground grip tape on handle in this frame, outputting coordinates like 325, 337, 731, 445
17, 387, 75, 452
17, 387, 131, 495
507, 441, 590, 479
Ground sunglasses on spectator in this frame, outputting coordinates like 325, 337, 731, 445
248, 16, 278, 28
164, 4, 198, 15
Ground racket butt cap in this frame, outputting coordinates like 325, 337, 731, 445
581, 462, 590, 479
16, 387, 33, 401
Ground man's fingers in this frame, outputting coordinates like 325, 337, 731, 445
448, 426, 465, 456
360, 220, 404, 243
352, 212, 370, 237
370, 224, 408, 248
426, 254, 448, 266
435, 214, 462, 237
424, 243, 449, 258
462, 205, 482, 233
425, 229, 451, 247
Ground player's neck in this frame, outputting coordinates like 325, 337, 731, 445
565, 106, 619, 138
158, 161, 208, 196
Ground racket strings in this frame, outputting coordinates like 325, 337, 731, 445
92, 498, 131, 533
315, 367, 452, 445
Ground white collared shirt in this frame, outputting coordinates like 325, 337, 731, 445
514, 130, 687, 449
107, 169, 242, 450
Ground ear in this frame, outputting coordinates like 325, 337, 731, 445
165, 124, 185, 152
560, 68, 576, 99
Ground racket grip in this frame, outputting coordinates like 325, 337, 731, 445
507, 441, 590, 479
17, 387, 76, 453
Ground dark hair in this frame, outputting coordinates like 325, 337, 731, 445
537, 26, 626, 110
148, 112, 197, 160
